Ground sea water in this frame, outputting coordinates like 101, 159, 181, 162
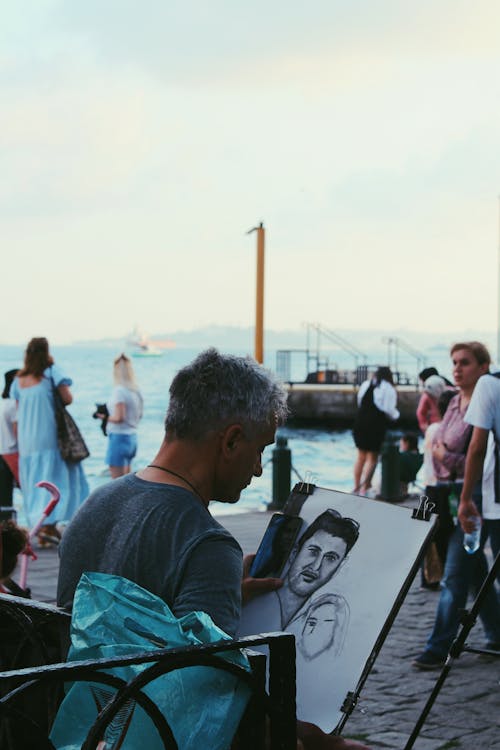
0, 342, 443, 523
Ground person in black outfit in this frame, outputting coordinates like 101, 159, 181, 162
352, 366, 400, 495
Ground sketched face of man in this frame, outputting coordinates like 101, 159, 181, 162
286, 529, 347, 598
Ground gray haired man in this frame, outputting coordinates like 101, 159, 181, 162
58, 348, 370, 750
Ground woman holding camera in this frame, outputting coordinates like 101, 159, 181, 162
352, 366, 400, 495
99, 354, 143, 478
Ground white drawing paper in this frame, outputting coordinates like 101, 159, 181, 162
238, 487, 437, 732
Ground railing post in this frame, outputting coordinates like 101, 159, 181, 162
379, 437, 400, 501
269, 436, 291, 511
268, 633, 296, 750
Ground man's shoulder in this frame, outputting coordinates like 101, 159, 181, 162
465, 374, 500, 427
475, 373, 500, 399
83, 474, 179, 511
481, 371, 500, 383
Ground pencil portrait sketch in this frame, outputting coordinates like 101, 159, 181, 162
292, 592, 350, 660
276, 509, 359, 635
239, 486, 437, 732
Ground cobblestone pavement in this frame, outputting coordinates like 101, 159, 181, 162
23, 509, 500, 750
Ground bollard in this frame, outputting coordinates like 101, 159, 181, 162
269, 435, 292, 510
379, 438, 401, 502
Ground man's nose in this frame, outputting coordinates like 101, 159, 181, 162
253, 456, 263, 477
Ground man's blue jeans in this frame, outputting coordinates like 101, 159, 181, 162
425, 501, 500, 658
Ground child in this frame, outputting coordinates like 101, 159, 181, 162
398, 432, 423, 498
0, 519, 28, 594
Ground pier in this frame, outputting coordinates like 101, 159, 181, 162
285, 383, 420, 428
276, 324, 425, 428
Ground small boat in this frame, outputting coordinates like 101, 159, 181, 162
127, 327, 171, 358
131, 343, 163, 358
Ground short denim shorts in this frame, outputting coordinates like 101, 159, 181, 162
106, 433, 137, 467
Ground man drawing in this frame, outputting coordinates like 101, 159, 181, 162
58, 348, 370, 750
277, 509, 360, 629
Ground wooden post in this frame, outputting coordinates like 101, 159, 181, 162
247, 222, 266, 363
255, 223, 265, 364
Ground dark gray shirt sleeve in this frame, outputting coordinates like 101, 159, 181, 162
172, 533, 243, 637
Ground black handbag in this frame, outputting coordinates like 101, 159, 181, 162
50, 371, 90, 463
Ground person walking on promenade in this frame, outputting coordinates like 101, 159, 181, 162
416, 373, 448, 434
413, 342, 500, 669
98, 353, 143, 478
57, 348, 370, 750
0, 369, 20, 505
352, 366, 399, 495
419, 389, 457, 589
10, 337, 89, 543
418, 366, 453, 388
398, 432, 423, 498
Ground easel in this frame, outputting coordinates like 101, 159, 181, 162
276, 484, 440, 735
404, 550, 500, 750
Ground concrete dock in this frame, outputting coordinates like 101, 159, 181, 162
286, 384, 420, 427
21, 509, 500, 750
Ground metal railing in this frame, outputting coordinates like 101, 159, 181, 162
0, 594, 297, 750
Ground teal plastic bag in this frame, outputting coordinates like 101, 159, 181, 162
50, 572, 251, 750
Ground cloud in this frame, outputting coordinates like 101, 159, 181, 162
1, 0, 499, 343
48, 0, 500, 87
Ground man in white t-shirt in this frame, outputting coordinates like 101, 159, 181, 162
413, 373, 500, 670
459, 373, 500, 533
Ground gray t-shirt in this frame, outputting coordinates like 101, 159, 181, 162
57, 474, 243, 636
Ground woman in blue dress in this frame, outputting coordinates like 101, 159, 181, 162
10, 337, 89, 540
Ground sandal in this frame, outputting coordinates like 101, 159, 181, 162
37, 525, 61, 547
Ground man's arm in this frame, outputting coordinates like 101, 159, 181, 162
458, 426, 488, 532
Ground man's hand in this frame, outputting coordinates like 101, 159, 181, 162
297, 721, 372, 749
457, 497, 481, 534
241, 554, 283, 605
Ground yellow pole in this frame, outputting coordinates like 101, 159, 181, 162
255, 223, 265, 363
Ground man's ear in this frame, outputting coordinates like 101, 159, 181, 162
220, 424, 245, 457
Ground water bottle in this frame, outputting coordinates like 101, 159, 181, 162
463, 515, 481, 554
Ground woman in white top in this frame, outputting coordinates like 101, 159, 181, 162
100, 354, 143, 479
352, 366, 400, 495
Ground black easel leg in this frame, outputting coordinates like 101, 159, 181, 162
404, 551, 500, 750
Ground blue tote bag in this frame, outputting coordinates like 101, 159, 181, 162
50, 572, 251, 750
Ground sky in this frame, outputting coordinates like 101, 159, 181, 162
2, 0, 500, 346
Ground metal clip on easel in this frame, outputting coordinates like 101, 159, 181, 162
412, 494, 436, 522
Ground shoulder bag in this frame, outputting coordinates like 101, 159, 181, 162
50, 370, 90, 463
